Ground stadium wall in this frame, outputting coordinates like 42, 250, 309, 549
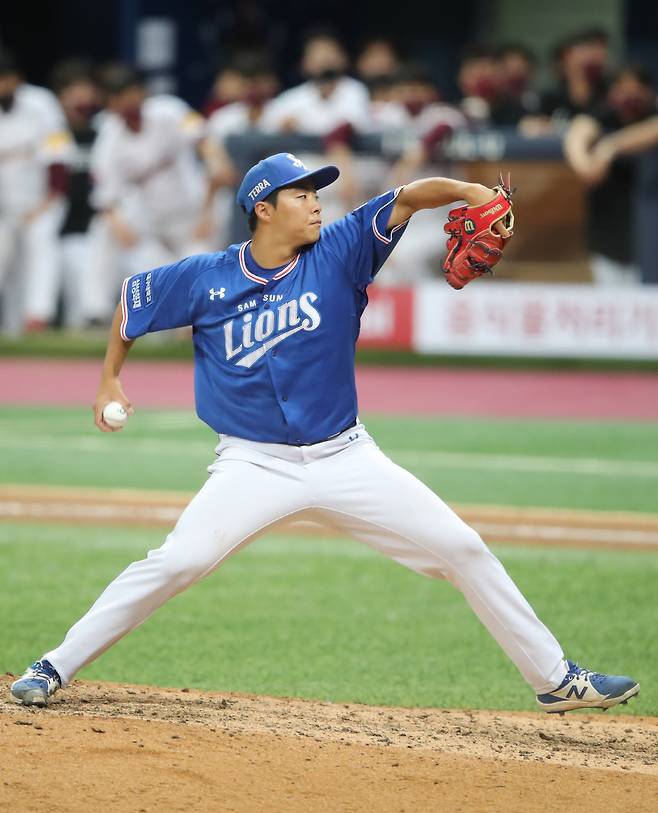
359, 285, 658, 359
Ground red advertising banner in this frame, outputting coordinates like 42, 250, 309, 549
358, 287, 413, 349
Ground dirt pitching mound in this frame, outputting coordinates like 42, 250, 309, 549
1, 676, 657, 812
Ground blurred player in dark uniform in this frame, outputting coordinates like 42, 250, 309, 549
496, 44, 540, 119
565, 66, 658, 284
457, 46, 527, 129
524, 29, 611, 135
50, 60, 102, 328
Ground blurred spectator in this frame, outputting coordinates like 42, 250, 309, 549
564, 67, 658, 285
261, 26, 370, 214
49, 60, 102, 328
379, 64, 467, 283
456, 45, 498, 126
202, 51, 280, 247
202, 63, 252, 118
365, 61, 440, 131
390, 62, 441, 118
84, 65, 208, 324
496, 43, 540, 116
355, 36, 402, 104
263, 26, 370, 132
388, 62, 467, 178
526, 28, 611, 134
0, 49, 73, 335
457, 45, 526, 128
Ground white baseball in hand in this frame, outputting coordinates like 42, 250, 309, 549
102, 400, 129, 429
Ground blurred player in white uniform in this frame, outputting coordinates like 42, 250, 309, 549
0, 51, 73, 334
201, 52, 280, 249
261, 27, 371, 220
84, 66, 207, 324
378, 64, 468, 284
50, 61, 102, 328
351, 39, 408, 236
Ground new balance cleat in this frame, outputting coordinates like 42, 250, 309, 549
10, 660, 62, 707
536, 660, 639, 713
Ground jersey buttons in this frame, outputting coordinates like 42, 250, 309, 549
282, 395, 288, 402
271, 348, 277, 357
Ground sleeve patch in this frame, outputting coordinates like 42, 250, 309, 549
145, 272, 153, 306
127, 272, 153, 312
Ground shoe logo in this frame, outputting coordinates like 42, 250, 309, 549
209, 287, 226, 301
566, 684, 587, 700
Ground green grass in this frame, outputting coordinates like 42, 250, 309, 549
2, 406, 657, 512
0, 522, 654, 715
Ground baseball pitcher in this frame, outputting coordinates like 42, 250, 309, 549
11, 152, 639, 715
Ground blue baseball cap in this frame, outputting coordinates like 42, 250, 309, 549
237, 152, 340, 215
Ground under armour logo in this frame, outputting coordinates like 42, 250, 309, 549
209, 287, 226, 301
286, 153, 306, 169
348, 432, 360, 442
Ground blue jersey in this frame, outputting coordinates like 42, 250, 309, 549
120, 188, 409, 443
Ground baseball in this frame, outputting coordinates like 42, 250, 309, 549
102, 400, 129, 428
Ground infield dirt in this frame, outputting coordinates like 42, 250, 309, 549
1, 676, 656, 812
3, 484, 658, 551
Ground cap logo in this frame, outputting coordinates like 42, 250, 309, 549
248, 178, 271, 200
286, 153, 306, 169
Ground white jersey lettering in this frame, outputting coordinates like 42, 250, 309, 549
223, 291, 320, 367
236, 324, 306, 369
223, 321, 242, 360
242, 312, 255, 349
247, 178, 271, 199
299, 292, 321, 330
277, 299, 300, 331
254, 310, 275, 342
238, 298, 258, 313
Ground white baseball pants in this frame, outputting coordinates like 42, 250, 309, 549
45, 425, 568, 693
59, 233, 91, 329
21, 201, 66, 324
0, 202, 65, 333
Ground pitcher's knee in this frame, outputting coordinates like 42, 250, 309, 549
444, 524, 489, 572
413, 523, 489, 580
151, 540, 215, 590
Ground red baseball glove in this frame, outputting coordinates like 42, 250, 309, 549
443, 174, 515, 290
